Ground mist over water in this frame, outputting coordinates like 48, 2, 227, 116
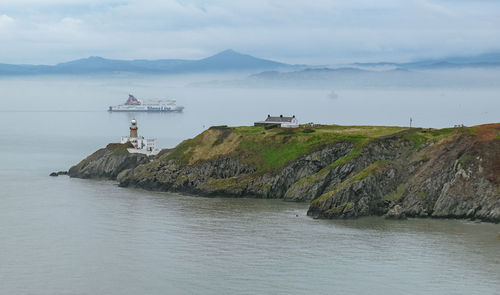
1, 73, 499, 294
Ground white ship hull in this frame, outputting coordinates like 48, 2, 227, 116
109, 104, 184, 112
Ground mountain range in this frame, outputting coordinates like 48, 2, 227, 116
0, 49, 291, 75
0, 49, 499, 75
352, 52, 500, 69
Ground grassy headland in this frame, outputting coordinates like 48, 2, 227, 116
162, 124, 414, 172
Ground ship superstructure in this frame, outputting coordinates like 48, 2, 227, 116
121, 119, 160, 156
109, 94, 184, 112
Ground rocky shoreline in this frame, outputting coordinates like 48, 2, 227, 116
68, 124, 500, 223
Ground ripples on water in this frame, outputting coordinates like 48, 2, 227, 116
1, 176, 499, 295
0, 76, 499, 294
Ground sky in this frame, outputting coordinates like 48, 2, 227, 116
0, 0, 499, 65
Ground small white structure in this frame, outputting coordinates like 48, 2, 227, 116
254, 114, 299, 128
120, 119, 160, 156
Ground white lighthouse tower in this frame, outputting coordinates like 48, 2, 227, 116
120, 119, 160, 156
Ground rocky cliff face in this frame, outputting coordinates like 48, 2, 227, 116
307, 124, 500, 222
70, 124, 500, 222
117, 141, 354, 199
68, 143, 150, 179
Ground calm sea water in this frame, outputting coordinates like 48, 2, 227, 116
0, 75, 499, 294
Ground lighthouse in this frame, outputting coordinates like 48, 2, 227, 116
130, 119, 138, 138
120, 119, 160, 156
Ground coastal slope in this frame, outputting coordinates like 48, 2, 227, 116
68, 142, 150, 179
69, 124, 500, 222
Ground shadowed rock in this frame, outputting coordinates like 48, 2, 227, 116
68, 142, 150, 180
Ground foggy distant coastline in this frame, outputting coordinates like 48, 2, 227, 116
1, 49, 500, 76
2, 50, 500, 90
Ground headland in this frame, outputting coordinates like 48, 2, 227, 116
68, 123, 500, 222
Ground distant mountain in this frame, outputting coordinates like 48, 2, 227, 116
249, 67, 369, 80
191, 62, 500, 88
182, 49, 287, 71
2, 50, 500, 76
0, 49, 293, 75
353, 52, 500, 70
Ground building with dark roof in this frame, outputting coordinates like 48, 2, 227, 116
254, 114, 299, 128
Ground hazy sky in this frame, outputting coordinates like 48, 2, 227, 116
0, 0, 499, 64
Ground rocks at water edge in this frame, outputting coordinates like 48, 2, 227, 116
49, 171, 68, 177
385, 205, 407, 220
68, 142, 150, 180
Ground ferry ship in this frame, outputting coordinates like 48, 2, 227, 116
108, 94, 184, 112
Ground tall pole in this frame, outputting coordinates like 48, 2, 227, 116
410, 117, 412, 128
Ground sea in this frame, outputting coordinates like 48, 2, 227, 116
0, 74, 499, 294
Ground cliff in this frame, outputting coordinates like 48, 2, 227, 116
68, 142, 150, 179
70, 124, 500, 222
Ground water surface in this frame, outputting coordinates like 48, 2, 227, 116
0, 75, 499, 294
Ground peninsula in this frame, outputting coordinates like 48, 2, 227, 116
69, 123, 500, 222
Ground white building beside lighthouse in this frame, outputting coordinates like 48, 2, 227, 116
120, 119, 160, 156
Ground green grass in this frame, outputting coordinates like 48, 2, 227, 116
292, 148, 363, 187
237, 134, 364, 172
467, 126, 477, 135
403, 132, 428, 147
233, 125, 403, 172
427, 128, 454, 137
161, 138, 197, 163
109, 142, 134, 156
350, 160, 389, 182
162, 124, 463, 173
403, 127, 462, 148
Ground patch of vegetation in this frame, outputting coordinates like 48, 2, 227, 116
403, 127, 464, 148
206, 176, 252, 192
466, 127, 477, 135
156, 148, 172, 158
428, 128, 454, 137
265, 124, 280, 130
350, 160, 389, 183
164, 125, 409, 171
292, 148, 361, 187
212, 128, 232, 146
238, 134, 364, 172
233, 125, 403, 172
174, 175, 189, 185
134, 167, 155, 179
383, 184, 408, 202
311, 160, 390, 206
403, 132, 428, 147
110, 142, 134, 156
207, 177, 239, 190
344, 201, 355, 211
209, 125, 228, 129
325, 202, 355, 215
162, 138, 197, 164
458, 154, 475, 168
